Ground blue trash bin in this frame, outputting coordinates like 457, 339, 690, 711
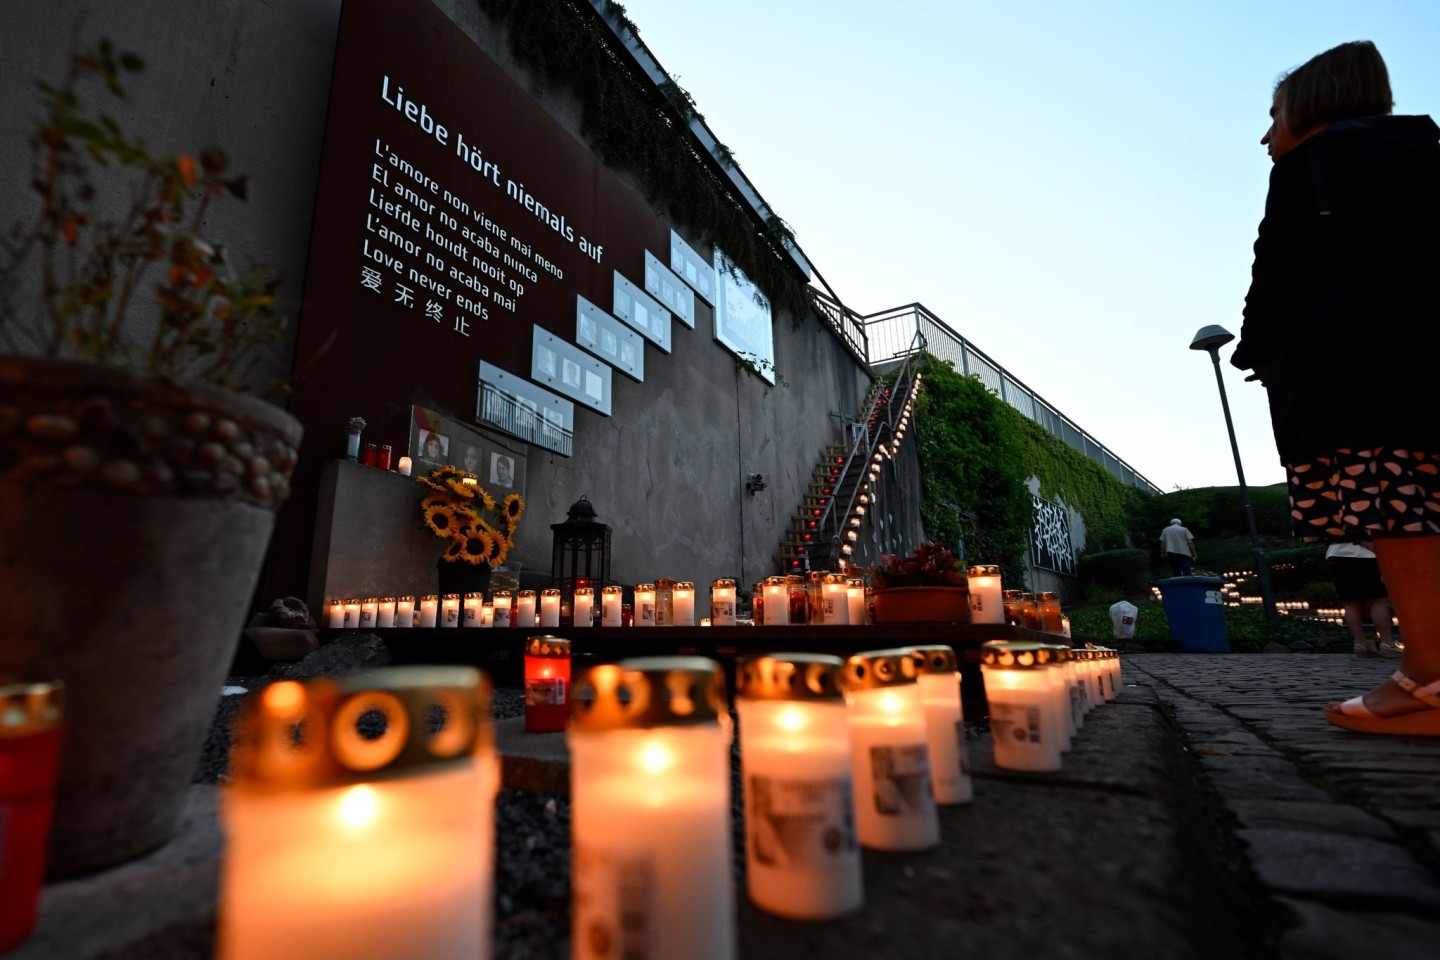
1154, 576, 1229, 652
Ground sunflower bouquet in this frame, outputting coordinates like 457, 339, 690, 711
418, 465, 525, 566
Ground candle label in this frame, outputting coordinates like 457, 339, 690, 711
867, 744, 932, 817
990, 702, 1046, 748
464, 609, 480, 626
574, 844, 654, 960
747, 774, 856, 868
969, 592, 986, 613
711, 599, 734, 621
639, 602, 654, 624
343, 612, 356, 628
444, 607, 460, 625
526, 677, 567, 706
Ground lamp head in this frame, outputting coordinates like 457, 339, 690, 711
1190, 324, 1235, 352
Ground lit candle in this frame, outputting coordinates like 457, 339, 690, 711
1066, 647, 1087, 730
673, 582, 696, 626
220, 667, 498, 960
1037, 591, 1063, 633
1002, 589, 1023, 627
700, 617, 712, 627
822, 574, 850, 625
965, 564, 1004, 625
359, 598, 378, 629
634, 583, 656, 627
376, 598, 397, 629
839, 650, 940, 852
846, 579, 865, 626
0, 681, 65, 953
710, 579, 736, 626
524, 636, 571, 733
463, 593, 483, 628
762, 576, 790, 626
441, 594, 461, 628
479, 603, 494, 629
326, 598, 345, 629
343, 599, 361, 629
1060, 614, 1072, 639
980, 642, 1062, 772
655, 579, 676, 626
735, 655, 862, 920
516, 590, 537, 628
569, 658, 736, 960
395, 596, 415, 629
491, 591, 512, 629
539, 589, 561, 628
601, 586, 623, 627
907, 646, 973, 805
572, 587, 594, 628
418, 595, 438, 629
1039, 645, 1075, 752
396, 455, 413, 477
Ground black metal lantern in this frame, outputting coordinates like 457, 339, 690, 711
550, 497, 611, 626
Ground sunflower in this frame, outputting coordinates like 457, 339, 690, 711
502, 493, 525, 523
421, 494, 449, 512
423, 503, 462, 538
455, 527, 495, 566
443, 538, 466, 562
488, 533, 510, 566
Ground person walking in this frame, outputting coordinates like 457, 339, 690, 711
1159, 518, 1197, 576
1230, 40, 1440, 735
1326, 541, 1401, 659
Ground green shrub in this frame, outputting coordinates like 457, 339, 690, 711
1078, 548, 1150, 598
1299, 580, 1339, 608
1266, 545, 1329, 596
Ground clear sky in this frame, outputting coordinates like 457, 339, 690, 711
613, 0, 1439, 492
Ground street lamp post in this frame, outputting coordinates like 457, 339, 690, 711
1190, 324, 1278, 625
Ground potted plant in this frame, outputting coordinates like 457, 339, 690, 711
0, 41, 301, 876
868, 542, 971, 623
418, 464, 525, 598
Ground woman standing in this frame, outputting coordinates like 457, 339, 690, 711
1231, 41, 1440, 735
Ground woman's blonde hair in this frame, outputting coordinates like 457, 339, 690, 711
1276, 40, 1393, 135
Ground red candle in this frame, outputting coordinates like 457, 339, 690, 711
361, 442, 377, 467
376, 444, 393, 471
524, 636, 571, 733
0, 681, 65, 952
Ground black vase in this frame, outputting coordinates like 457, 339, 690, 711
436, 558, 492, 599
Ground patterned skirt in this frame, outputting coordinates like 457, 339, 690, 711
1287, 447, 1440, 541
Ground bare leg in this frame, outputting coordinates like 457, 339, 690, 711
1343, 600, 1376, 651
1332, 535, 1440, 716
1368, 597, 1397, 648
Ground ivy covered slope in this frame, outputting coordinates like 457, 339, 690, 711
479, 0, 814, 325
910, 357, 1144, 585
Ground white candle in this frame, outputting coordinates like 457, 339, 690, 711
965, 564, 1005, 625
326, 599, 345, 629
846, 579, 865, 626
343, 599, 361, 629
359, 599, 378, 629
735, 655, 862, 920
1066, 652, 1086, 730
376, 598, 396, 629
220, 668, 498, 960
634, 584, 656, 627
980, 642, 1062, 772
441, 594, 461, 629
1060, 614, 1072, 639
762, 577, 790, 626
821, 574, 849, 625
570, 660, 736, 960
479, 603, 494, 629
395, 597, 415, 629
540, 589, 561, 628
601, 586, 623, 627
1041, 646, 1075, 752
463, 593, 483, 628
418, 596, 438, 629
516, 591, 537, 629
396, 455, 413, 477
840, 650, 939, 852
709, 579, 736, 627
908, 646, 972, 805
492, 592, 512, 629
572, 588, 594, 628
673, 582, 696, 626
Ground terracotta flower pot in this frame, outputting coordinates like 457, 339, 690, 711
0, 357, 302, 877
870, 586, 972, 624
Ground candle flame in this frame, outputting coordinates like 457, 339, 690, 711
877, 692, 904, 715
777, 706, 808, 733
638, 743, 673, 774
262, 681, 304, 715
337, 784, 379, 830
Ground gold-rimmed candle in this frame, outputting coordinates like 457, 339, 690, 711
516, 590, 537, 628
478, 602, 494, 629
418, 595, 438, 629
846, 578, 865, 626
395, 596, 415, 629
343, 599, 361, 629
1037, 591, 1063, 633
822, 573, 850, 625
1038, 645, 1075, 752
965, 565, 1004, 625
839, 650, 939, 852
463, 593, 483, 628
219, 667, 498, 960
326, 598, 345, 629
762, 576, 790, 626
569, 658, 735, 960
673, 582, 696, 626
441, 594, 461, 628
634, 584, 656, 627
572, 587, 595, 628
359, 598, 378, 629
524, 636, 571, 734
376, 598, 397, 629
710, 579, 736, 626
0, 680, 65, 952
491, 592, 512, 629
980, 642, 1062, 772
539, 589, 561, 628
907, 646, 972, 805
735, 654, 861, 920
601, 586, 623, 627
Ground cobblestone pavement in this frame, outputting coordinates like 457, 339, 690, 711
1124, 653, 1440, 960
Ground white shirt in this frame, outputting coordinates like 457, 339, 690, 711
1160, 525, 1194, 556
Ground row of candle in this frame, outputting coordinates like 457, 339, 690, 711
980, 642, 1122, 772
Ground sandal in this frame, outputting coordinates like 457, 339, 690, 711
1326, 670, 1440, 736
1353, 642, 1382, 659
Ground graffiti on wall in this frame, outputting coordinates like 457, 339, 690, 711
1029, 495, 1076, 575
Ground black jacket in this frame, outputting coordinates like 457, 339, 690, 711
1231, 114, 1440, 463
